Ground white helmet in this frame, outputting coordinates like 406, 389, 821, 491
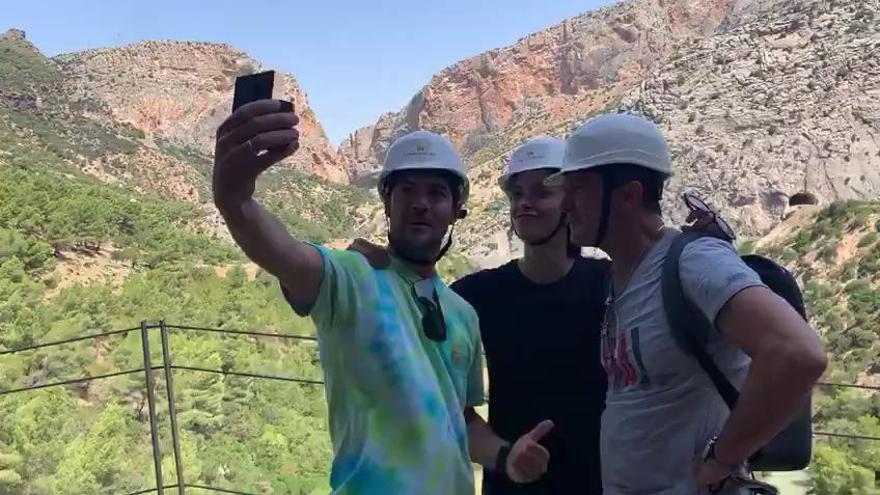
498, 136, 566, 189
546, 113, 672, 186
378, 130, 469, 202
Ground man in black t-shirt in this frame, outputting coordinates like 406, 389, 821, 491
451, 250, 608, 494
452, 137, 607, 494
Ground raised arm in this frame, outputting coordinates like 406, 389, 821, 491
213, 99, 323, 313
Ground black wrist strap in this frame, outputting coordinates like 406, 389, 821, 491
496, 445, 512, 480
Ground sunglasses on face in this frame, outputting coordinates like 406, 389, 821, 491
413, 278, 447, 342
682, 191, 736, 241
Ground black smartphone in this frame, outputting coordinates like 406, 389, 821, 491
232, 70, 275, 112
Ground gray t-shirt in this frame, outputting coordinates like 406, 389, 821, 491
600, 228, 765, 495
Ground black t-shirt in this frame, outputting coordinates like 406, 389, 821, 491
451, 256, 609, 495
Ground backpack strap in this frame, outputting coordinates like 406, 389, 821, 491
661, 231, 740, 410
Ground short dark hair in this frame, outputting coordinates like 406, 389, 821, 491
596, 163, 666, 214
382, 169, 464, 206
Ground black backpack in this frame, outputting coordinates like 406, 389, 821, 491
662, 231, 813, 472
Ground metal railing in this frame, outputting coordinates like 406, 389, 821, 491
0, 320, 321, 495
0, 321, 878, 494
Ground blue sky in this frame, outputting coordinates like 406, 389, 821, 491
4, 0, 612, 145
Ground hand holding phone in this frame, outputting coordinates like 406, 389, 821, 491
232, 70, 276, 112
213, 71, 300, 206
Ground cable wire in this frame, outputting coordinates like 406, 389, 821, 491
0, 367, 160, 396
0, 326, 142, 356
170, 365, 324, 386
118, 485, 178, 495
165, 324, 317, 342
814, 431, 880, 441
816, 381, 880, 392
183, 484, 258, 495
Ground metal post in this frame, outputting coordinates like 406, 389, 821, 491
141, 321, 165, 495
160, 320, 185, 495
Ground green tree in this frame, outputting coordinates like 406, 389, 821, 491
811, 443, 879, 495
172, 349, 227, 436
160, 429, 204, 488
53, 438, 100, 495
10, 390, 79, 483
0, 449, 24, 495
53, 403, 146, 493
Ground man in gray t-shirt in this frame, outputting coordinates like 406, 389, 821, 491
600, 229, 757, 493
547, 114, 827, 494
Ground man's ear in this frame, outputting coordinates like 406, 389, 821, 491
620, 180, 644, 209
452, 197, 467, 220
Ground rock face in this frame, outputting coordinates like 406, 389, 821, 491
337, 0, 733, 182
54, 40, 348, 183
338, 112, 397, 185
619, 0, 880, 233
1, 29, 370, 247
5, 0, 880, 264
341, 0, 880, 264
1, 28, 38, 52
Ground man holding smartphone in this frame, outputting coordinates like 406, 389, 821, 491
213, 97, 552, 494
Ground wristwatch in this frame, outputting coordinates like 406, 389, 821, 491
703, 436, 743, 474
496, 444, 512, 481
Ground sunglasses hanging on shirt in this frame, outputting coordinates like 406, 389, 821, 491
682, 191, 736, 241
413, 278, 447, 342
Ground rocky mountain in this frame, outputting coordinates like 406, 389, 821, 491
4, 0, 879, 267
337, 0, 732, 181
621, 0, 880, 234
0, 28, 368, 245
339, 0, 880, 266
1, 28, 345, 183
53, 39, 347, 184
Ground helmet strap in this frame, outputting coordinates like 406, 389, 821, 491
385, 218, 457, 267
434, 223, 455, 262
592, 171, 615, 248
513, 213, 567, 247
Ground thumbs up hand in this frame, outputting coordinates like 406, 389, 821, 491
506, 420, 554, 483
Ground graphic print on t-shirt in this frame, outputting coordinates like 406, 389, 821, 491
601, 309, 650, 391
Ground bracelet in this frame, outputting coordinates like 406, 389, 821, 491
496, 444, 512, 480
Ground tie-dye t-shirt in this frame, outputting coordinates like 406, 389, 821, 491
284, 245, 485, 495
